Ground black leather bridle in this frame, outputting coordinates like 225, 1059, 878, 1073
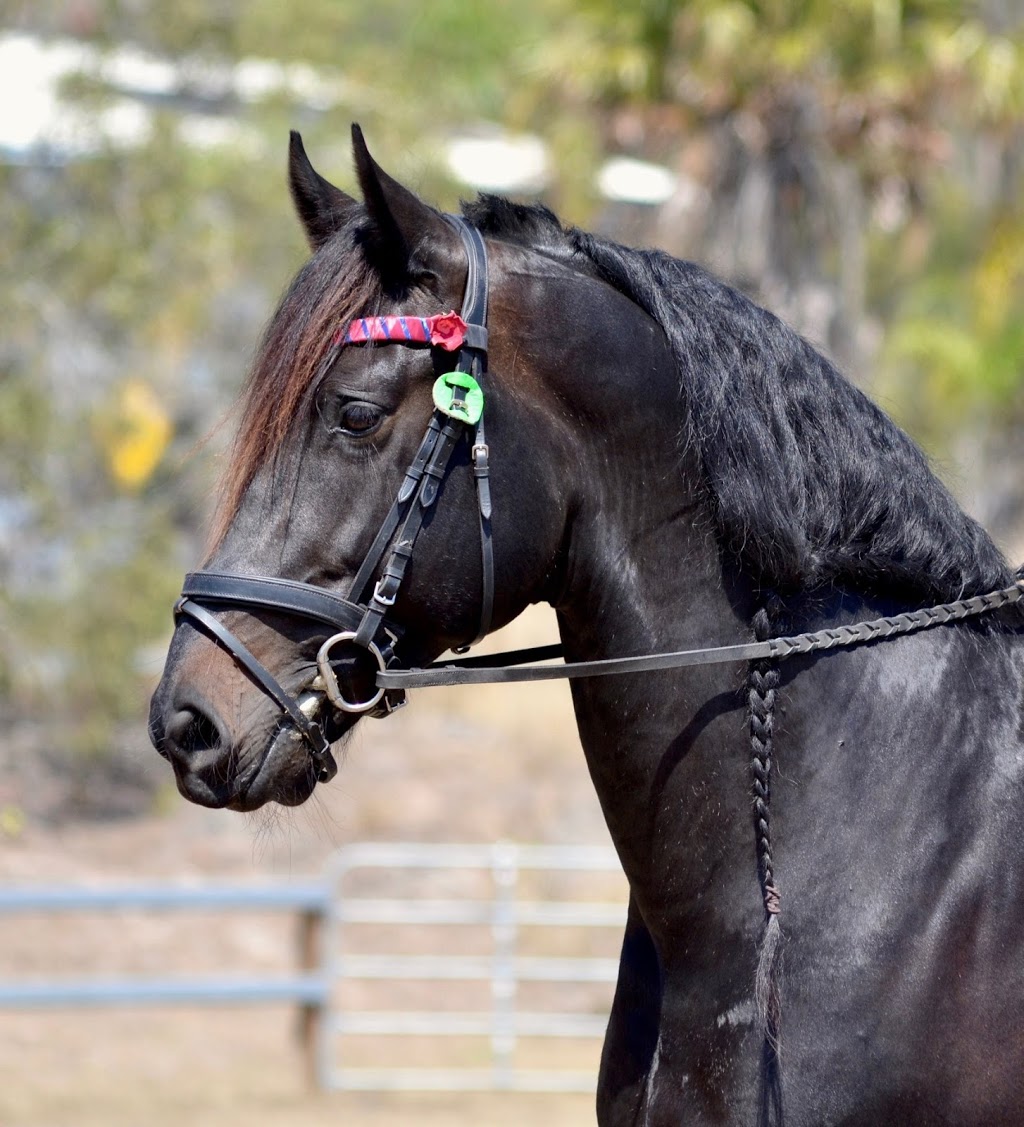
172, 212, 1024, 788
174, 215, 495, 783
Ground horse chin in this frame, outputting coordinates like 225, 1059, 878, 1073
227, 732, 316, 811
229, 707, 358, 812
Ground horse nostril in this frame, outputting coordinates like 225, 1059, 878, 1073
165, 706, 223, 760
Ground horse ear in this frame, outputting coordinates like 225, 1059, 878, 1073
350, 123, 455, 284
288, 131, 358, 250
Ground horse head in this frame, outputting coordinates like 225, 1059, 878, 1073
149, 125, 674, 811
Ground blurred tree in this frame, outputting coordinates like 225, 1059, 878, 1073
514, 0, 1024, 546
525, 2, 1024, 384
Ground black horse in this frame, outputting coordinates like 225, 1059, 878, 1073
150, 126, 1024, 1126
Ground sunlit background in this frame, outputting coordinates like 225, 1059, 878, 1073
2, 1, 1023, 1124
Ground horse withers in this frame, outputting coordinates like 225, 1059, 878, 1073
150, 125, 1024, 1126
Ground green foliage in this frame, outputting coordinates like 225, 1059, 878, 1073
7, 510, 182, 757
878, 200, 1024, 442
525, 0, 1024, 440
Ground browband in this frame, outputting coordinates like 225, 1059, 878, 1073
340, 311, 469, 350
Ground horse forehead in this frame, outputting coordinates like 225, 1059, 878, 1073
329, 335, 427, 392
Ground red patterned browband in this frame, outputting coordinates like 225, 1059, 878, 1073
336, 311, 468, 352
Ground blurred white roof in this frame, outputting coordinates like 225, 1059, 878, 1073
597, 156, 678, 205
2, 31, 683, 206
444, 132, 550, 193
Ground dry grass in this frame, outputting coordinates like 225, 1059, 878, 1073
0, 1006, 598, 1127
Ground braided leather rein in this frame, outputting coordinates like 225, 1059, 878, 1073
764, 580, 1024, 659
376, 579, 1024, 690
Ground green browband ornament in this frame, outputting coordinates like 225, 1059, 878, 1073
432, 371, 483, 426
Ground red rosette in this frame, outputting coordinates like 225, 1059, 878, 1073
428, 311, 468, 351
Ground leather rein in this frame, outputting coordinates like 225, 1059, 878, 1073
174, 215, 1024, 781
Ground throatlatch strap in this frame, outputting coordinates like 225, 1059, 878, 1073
445, 215, 494, 647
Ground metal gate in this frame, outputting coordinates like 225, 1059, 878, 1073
0, 842, 627, 1094
320, 841, 627, 1092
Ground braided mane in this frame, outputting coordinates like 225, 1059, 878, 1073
464, 196, 1012, 605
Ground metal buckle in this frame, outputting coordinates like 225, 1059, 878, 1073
472, 442, 489, 464
372, 578, 398, 607
316, 631, 387, 714
367, 689, 408, 719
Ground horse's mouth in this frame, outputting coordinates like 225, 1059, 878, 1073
225, 691, 357, 811
228, 723, 319, 811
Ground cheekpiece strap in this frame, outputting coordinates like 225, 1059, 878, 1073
445, 215, 489, 376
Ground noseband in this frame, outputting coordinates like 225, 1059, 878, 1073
174, 215, 495, 782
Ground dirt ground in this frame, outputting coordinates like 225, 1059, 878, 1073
0, 609, 617, 1126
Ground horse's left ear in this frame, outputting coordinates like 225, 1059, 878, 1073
351, 123, 458, 287
288, 132, 359, 250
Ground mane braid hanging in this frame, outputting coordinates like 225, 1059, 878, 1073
750, 600, 784, 1127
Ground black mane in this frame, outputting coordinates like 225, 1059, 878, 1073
464, 196, 1011, 604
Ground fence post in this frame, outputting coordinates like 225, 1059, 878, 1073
296, 906, 323, 1089
491, 842, 519, 1089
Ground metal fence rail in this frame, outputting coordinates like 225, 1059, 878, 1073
0, 842, 627, 1094
0, 880, 331, 1083
0, 884, 328, 912
0, 976, 327, 1007
322, 841, 625, 1092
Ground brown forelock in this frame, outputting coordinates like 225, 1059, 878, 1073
206, 240, 382, 553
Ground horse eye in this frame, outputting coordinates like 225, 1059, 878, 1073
335, 400, 385, 436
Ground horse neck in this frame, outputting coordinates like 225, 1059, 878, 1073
551, 398, 758, 908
